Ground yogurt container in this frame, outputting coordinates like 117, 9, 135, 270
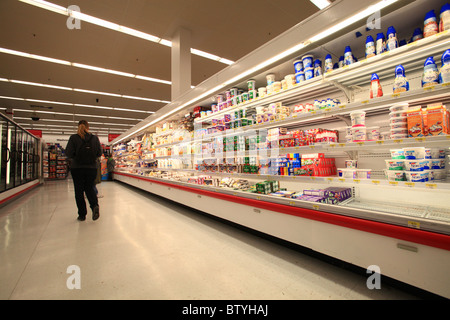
391, 133, 408, 139
424, 10, 439, 38
345, 160, 358, 168
247, 80, 256, 91
302, 55, 314, 69
258, 87, 267, 98
385, 170, 406, 181
404, 159, 427, 171
429, 148, 446, 159
366, 126, 380, 140
389, 103, 409, 112
423, 159, 431, 170
266, 74, 276, 86
345, 135, 353, 143
285, 74, 296, 88
293, 59, 303, 73
430, 159, 446, 169
295, 72, 305, 83
351, 126, 366, 142
389, 111, 408, 118
350, 111, 366, 127
390, 128, 408, 135
403, 147, 425, 159
390, 121, 408, 130
385, 159, 405, 170
404, 171, 428, 182
338, 168, 357, 179
390, 116, 407, 124
390, 149, 405, 159
304, 68, 314, 80
345, 126, 352, 136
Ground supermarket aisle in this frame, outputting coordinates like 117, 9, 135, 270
0, 179, 426, 300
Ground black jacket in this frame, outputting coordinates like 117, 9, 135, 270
66, 133, 102, 169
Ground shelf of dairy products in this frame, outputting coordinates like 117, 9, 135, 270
324, 30, 450, 87
114, 171, 450, 235
189, 85, 450, 146
194, 31, 450, 126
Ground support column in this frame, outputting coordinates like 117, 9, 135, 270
171, 27, 192, 100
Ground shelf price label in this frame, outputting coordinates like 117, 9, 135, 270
312, 204, 320, 210
389, 181, 399, 186
371, 180, 380, 185
361, 100, 369, 104
356, 142, 364, 146
423, 86, 435, 92
353, 179, 361, 184
338, 178, 345, 183
327, 177, 334, 182
339, 105, 346, 109
425, 183, 437, 189
310, 176, 316, 181
376, 140, 384, 145
404, 182, 415, 188
393, 139, 403, 144
415, 137, 426, 142
391, 93, 401, 98
408, 221, 421, 229
339, 143, 346, 147
289, 201, 296, 206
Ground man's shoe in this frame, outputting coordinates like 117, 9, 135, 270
77, 216, 86, 221
92, 206, 100, 221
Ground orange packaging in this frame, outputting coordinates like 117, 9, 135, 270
407, 107, 424, 137
426, 104, 448, 136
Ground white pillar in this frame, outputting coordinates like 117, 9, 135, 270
171, 27, 191, 100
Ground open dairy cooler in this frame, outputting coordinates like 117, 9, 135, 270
112, 0, 450, 297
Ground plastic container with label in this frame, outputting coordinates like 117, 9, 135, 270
357, 169, 371, 179
345, 160, 358, 168
439, 49, 450, 84
386, 26, 398, 51
381, 131, 391, 140
366, 126, 380, 140
365, 35, 376, 59
411, 27, 423, 42
304, 68, 314, 80
344, 46, 354, 65
432, 169, 447, 180
385, 170, 406, 181
390, 121, 408, 130
389, 103, 409, 112
422, 56, 439, 87
314, 59, 322, 77
293, 59, 303, 73
302, 55, 314, 69
403, 147, 425, 159
393, 65, 410, 93
424, 10, 438, 38
266, 74, 276, 86
440, 3, 450, 32
385, 159, 405, 170
405, 171, 428, 182
390, 128, 408, 136
351, 126, 366, 142
389, 110, 408, 118
324, 54, 333, 73
376, 32, 386, 55
350, 111, 366, 127
390, 149, 405, 159
404, 159, 427, 171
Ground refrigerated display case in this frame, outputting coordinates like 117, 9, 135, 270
0, 113, 41, 204
111, 0, 450, 298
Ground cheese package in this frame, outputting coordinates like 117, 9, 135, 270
407, 106, 424, 137
426, 104, 448, 136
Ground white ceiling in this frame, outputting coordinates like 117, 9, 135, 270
0, 0, 319, 138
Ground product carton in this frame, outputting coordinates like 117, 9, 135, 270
426, 104, 448, 136
407, 107, 424, 137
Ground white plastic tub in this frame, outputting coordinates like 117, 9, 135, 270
432, 169, 447, 180
403, 147, 425, 159
390, 121, 408, 129
404, 159, 427, 171
404, 171, 429, 182
389, 110, 408, 118
350, 111, 366, 127
385, 159, 405, 170
389, 103, 409, 112
351, 126, 366, 141
356, 169, 372, 179
385, 169, 406, 181
390, 149, 405, 159
366, 126, 380, 140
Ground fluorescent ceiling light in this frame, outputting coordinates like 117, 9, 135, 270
310, 0, 331, 10
18, 0, 234, 65
0, 47, 172, 86
18, 0, 68, 15
1, 77, 167, 103
72, 63, 135, 78
309, 0, 398, 43
0, 95, 154, 114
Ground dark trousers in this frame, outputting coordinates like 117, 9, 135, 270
71, 168, 98, 218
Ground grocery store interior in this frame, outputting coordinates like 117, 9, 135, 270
1, 0, 450, 300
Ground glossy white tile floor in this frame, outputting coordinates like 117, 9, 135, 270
0, 179, 426, 300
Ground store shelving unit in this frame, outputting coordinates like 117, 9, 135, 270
111, 0, 450, 298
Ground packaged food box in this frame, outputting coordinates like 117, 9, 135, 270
407, 107, 424, 137
426, 104, 448, 136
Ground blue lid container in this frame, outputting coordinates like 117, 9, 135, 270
425, 10, 437, 21
371, 73, 380, 81
366, 35, 374, 44
387, 26, 396, 37
424, 56, 437, 67
395, 65, 405, 76
441, 49, 450, 65
376, 32, 385, 41
441, 3, 450, 14
344, 46, 352, 54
